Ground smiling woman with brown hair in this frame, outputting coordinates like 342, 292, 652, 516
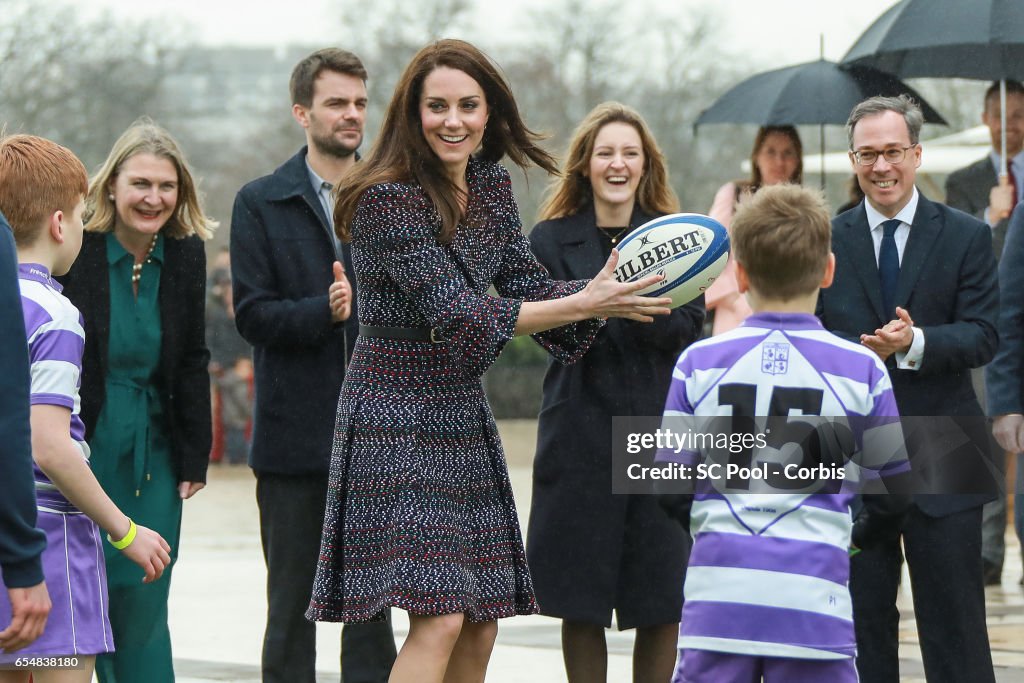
307, 41, 674, 683
704, 125, 803, 335
527, 101, 704, 683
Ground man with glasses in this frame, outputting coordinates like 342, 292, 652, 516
817, 95, 999, 682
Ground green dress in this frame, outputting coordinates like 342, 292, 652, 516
91, 233, 180, 683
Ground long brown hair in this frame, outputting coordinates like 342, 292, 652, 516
334, 39, 558, 243
743, 125, 803, 192
538, 102, 679, 221
85, 118, 217, 240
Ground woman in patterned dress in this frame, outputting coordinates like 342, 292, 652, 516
306, 39, 672, 682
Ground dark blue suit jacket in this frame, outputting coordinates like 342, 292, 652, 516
986, 201, 1024, 416
817, 193, 999, 516
0, 213, 46, 587
230, 147, 357, 475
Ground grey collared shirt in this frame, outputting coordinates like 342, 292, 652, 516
305, 160, 340, 255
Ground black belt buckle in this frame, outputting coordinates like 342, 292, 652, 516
359, 324, 445, 343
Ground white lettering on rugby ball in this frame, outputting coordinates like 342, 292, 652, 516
614, 213, 729, 308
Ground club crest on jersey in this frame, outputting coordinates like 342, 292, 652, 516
761, 343, 789, 375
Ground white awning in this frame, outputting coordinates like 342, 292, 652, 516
743, 126, 991, 176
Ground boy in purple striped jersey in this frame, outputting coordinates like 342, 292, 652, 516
659, 184, 910, 683
0, 135, 171, 680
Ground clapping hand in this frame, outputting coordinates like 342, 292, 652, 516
329, 261, 352, 322
861, 307, 914, 361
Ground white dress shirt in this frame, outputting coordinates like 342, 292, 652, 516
863, 188, 924, 371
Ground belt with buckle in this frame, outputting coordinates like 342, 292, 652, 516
359, 324, 446, 343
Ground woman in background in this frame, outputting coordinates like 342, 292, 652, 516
704, 125, 802, 334
61, 119, 215, 683
527, 101, 705, 683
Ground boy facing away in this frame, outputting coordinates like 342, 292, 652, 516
0, 135, 170, 682
658, 184, 910, 683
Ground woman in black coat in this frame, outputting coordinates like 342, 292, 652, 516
526, 102, 704, 682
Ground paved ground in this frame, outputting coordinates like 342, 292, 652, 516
164, 420, 1024, 682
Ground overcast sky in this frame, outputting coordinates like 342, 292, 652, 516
79, 0, 900, 69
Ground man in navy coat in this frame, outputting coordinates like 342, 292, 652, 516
230, 49, 395, 683
986, 200, 1024, 583
946, 81, 1024, 583
0, 211, 50, 653
817, 95, 999, 682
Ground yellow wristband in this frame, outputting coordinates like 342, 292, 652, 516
108, 519, 137, 550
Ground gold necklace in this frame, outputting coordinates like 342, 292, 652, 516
131, 235, 159, 285
599, 225, 631, 245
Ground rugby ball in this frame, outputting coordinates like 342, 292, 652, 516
614, 213, 729, 308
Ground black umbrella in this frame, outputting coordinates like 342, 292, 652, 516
695, 59, 946, 128
842, 0, 1024, 175
695, 59, 946, 185
842, 0, 1024, 81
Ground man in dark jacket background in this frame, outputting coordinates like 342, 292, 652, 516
0, 211, 51, 653
230, 49, 395, 683
945, 80, 1024, 584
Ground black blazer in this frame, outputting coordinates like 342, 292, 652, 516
60, 231, 212, 483
0, 215, 46, 587
230, 147, 357, 476
986, 200, 1024, 415
817, 194, 999, 516
525, 205, 704, 622
945, 156, 1010, 260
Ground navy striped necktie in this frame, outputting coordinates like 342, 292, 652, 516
879, 219, 901, 318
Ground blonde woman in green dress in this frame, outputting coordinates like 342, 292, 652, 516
60, 120, 216, 682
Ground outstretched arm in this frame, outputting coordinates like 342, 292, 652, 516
514, 249, 669, 335
32, 405, 172, 583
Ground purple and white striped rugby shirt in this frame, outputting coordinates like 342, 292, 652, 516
18, 263, 89, 510
661, 311, 904, 660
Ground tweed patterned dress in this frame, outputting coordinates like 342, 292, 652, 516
307, 159, 603, 623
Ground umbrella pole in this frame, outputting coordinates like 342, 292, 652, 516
1001, 79, 1009, 179
819, 34, 827, 190
820, 123, 826, 190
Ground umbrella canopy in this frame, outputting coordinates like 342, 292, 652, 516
841, 0, 1024, 81
695, 59, 947, 128
841, 0, 1024, 176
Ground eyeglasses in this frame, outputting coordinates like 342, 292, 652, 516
850, 146, 916, 166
